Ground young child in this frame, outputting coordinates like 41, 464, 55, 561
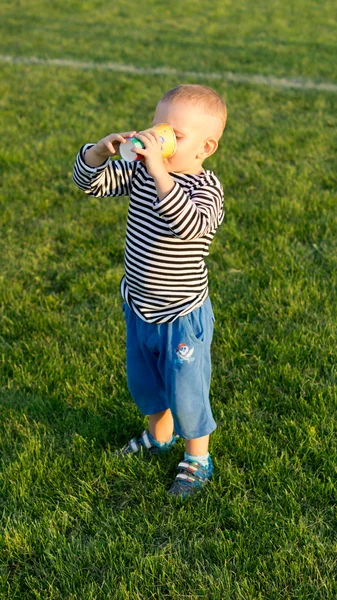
73, 84, 227, 499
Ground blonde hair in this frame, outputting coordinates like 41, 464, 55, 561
159, 84, 227, 134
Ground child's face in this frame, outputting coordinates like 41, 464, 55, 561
152, 100, 220, 175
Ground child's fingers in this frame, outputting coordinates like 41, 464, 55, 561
100, 131, 137, 155
136, 131, 160, 147
112, 135, 127, 147
150, 131, 161, 143
136, 132, 151, 143
137, 130, 157, 140
105, 141, 117, 154
104, 132, 136, 148
119, 130, 137, 141
110, 133, 132, 145
132, 146, 146, 156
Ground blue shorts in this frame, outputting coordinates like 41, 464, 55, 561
123, 297, 217, 439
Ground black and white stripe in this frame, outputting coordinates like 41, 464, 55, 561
73, 144, 224, 323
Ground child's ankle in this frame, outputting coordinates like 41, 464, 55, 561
184, 451, 210, 468
148, 430, 174, 447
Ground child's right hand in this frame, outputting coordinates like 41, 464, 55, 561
84, 131, 137, 167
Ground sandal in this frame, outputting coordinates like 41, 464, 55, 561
116, 429, 179, 457
168, 456, 214, 498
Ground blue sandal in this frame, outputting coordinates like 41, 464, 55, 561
116, 429, 179, 457
168, 456, 214, 498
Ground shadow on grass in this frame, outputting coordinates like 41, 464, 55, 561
0, 386, 143, 453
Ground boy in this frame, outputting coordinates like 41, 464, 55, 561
73, 84, 227, 499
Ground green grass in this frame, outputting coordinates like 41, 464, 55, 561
1, 1, 337, 598
1, 0, 337, 81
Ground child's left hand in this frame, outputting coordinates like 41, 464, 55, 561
133, 130, 166, 178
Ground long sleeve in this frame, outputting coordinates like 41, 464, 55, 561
152, 177, 224, 240
72, 143, 138, 198
72, 155, 224, 322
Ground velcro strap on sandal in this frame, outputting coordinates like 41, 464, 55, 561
140, 430, 152, 449
176, 461, 204, 481
130, 439, 139, 452
176, 473, 198, 483
178, 461, 199, 472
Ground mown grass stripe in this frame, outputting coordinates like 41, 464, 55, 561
1, 54, 337, 93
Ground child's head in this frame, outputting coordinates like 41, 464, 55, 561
153, 84, 227, 174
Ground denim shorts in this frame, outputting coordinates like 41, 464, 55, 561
123, 297, 217, 440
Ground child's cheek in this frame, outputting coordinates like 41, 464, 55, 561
174, 140, 182, 154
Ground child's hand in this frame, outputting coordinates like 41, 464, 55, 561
134, 130, 166, 178
84, 131, 137, 167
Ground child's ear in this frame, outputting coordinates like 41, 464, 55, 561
197, 138, 218, 160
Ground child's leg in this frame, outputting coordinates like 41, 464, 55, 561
159, 297, 216, 442
185, 433, 209, 457
148, 408, 174, 443
124, 303, 169, 416
170, 431, 214, 498
157, 298, 216, 495
183, 434, 210, 468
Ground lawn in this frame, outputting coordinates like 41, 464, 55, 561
0, 1, 337, 599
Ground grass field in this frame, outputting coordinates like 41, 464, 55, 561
1, 1, 337, 599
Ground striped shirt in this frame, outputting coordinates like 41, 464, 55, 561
73, 144, 224, 323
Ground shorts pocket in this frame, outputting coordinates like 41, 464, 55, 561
186, 306, 205, 344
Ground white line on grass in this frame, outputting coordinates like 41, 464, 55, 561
1, 54, 337, 93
